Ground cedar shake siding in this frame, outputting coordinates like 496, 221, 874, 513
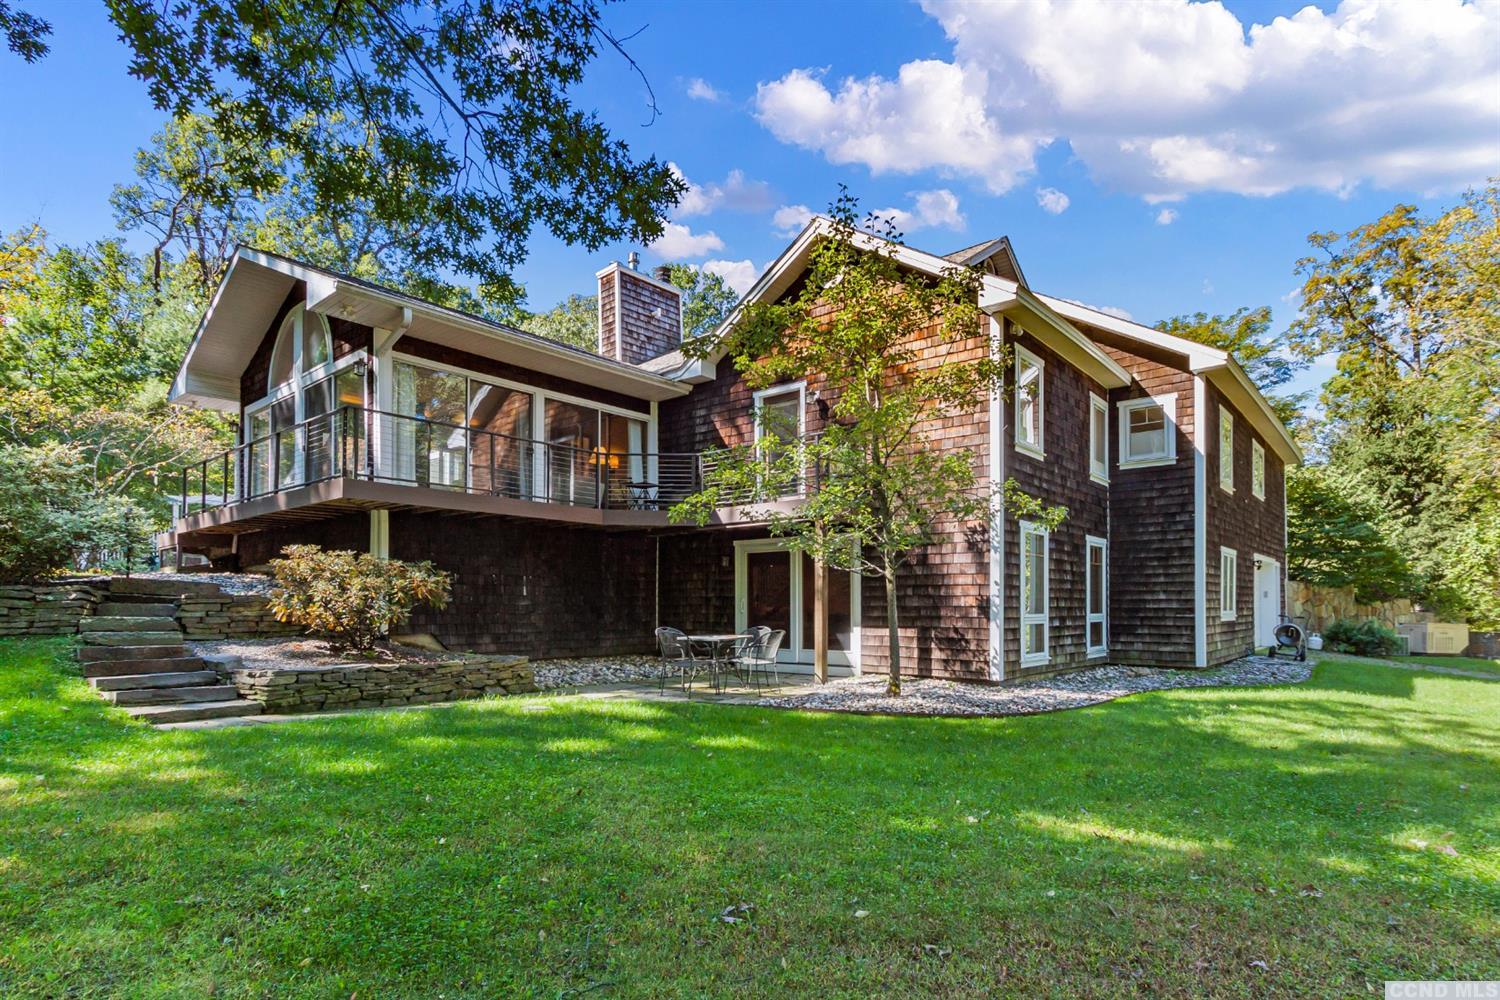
1205, 382, 1287, 662
1000, 321, 1111, 680
596, 265, 682, 365
597, 269, 618, 359
1087, 326, 1199, 668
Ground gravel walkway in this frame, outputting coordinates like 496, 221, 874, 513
188, 637, 473, 669
757, 655, 1312, 717
531, 655, 671, 690
126, 571, 274, 596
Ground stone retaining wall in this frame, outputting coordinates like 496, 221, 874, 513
1287, 579, 1432, 635
178, 594, 300, 641
0, 583, 104, 636
225, 656, 535, 713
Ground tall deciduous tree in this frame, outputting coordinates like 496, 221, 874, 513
673, 191, 1064, 694
1156, 306, 1307, 425
87, 0, 685, 303
520, 292, 598, 351
666, 264, 739, 339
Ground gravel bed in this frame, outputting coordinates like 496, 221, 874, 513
757, 655, 1312, 717
188, 637, 474, 670
531, 655, 671, 690
125, 572, 274, 596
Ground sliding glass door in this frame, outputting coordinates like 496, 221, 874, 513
735, 540, 859, 669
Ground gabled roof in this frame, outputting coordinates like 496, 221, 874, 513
944, 236, 1027, 287
170, 248, 690, 410
660, 217, 1129, 391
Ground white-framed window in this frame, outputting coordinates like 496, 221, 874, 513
1019, 520, 1049, 666
1117, 394, 1177, 468
753, 381, 806, 497
1014, 345, 1044, 459
1220, 546, 1238, 621
1088, 392, 1108, 484
244, 305, 355, 491
1086, 535, 1108, 657
1252, 439, 1266, 500
1218, 404, 1235, 494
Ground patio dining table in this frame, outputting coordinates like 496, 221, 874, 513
687, 633, 751, 689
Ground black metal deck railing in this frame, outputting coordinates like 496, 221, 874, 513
176, 405, 716, 518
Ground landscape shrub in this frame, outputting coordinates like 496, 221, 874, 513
267, 544, 452, 651
1322, 617, 1402, 657
0, 444, 90, 582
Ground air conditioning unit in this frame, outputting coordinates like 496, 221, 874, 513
1396, 622, 1469, 655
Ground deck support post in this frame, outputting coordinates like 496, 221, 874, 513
813, 555, 829, 683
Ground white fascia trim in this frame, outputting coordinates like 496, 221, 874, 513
1035, 292, 1228, 370
1193, 375, 1208, 667
987, 314, 1005, 682
169, 251, 247, 406
1211, 360, 1303, 465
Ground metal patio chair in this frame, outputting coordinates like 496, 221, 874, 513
736, 628, 786, 695
656, 626, 707, 695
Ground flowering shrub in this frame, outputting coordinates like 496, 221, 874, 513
266, 545, 452, 651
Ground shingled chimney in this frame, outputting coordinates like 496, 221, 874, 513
596, 259, 683, 364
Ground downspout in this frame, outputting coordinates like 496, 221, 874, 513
1192, 375, 1208, 667
987, 314, 1006, 681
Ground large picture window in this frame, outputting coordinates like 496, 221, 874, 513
1117, 394, 1177, 468
1020, 520, 1049, 666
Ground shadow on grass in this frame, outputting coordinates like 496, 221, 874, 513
2, 642, 1497, 996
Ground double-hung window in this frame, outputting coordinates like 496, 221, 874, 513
1220, 547, 1238, 621
1218, 405, 1235, 493
1117, 394, 1177, 468
1019, 520, 1049, 666
1014, 345, 1044, 459
1252, 440, 1266, 500
1088, 392, 1108, 484
1086, 535, 1108, 657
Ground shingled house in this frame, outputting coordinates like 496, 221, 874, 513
167, 219, 1301, 682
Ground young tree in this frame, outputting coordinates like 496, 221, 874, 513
673, 191, 1065, 694
7, 0, 687, 304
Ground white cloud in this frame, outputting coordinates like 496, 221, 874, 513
702, 259, 760, 297
754, 62, 1042, 193
1201, 278, 1215, 295
1035, 187, 1070, 214
670, 163, 776, 218
1096, 305, 1134, 320
647, 222, 725, 260
686, 78, 723, 102
875, 189, 967, 233
772, 203, 815, 237
1155, 208, 1178, 225
753, 0, 1500, 200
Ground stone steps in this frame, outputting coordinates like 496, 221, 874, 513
83, 657, 206, 678
80, 616, 180, 633
81, 631, 187, 647
79, 644, 190, 663
95, 601, 177, 618
123, 700, 264, 724
110, 578, 224, 598
90, 670, 220, 691
104, 684, 240, 706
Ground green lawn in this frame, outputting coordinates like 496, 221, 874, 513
1, 639, 1496, 998
1392, 654, 1500, 678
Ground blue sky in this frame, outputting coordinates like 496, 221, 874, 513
3, 0, 1497, 404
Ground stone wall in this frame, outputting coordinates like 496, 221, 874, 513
0, 583, 104, 636
178, 594, 300, 641
226, 655, 535, 713
1286, 579, 1431, 634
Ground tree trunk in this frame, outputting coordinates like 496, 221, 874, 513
885, 570, 901, 696
813, 554, 829, 684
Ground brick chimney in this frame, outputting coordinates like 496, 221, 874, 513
596, 259, 683, 364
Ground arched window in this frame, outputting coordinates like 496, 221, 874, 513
268, 310, 297, 389
303, 310, 331, 370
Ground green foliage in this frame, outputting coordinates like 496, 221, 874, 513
0, 1, 49, 62
1289, 183, 1500, 627
267, 545, 453, 652
1321, 618, 1401, 657
1285, 465, 1412, 602
675, 189, 1064, 692
520, 292, 598, 351
666, 264, 739, 339
0, 443, 156, 581
93, 0, 685, 303
1155, 306, 1307, 425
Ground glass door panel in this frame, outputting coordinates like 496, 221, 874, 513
393, 362, 466, 489
468, 383, 533, 498
745, 550, 792, 641
544, 399, 600, 505
800, 552, 853, 660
